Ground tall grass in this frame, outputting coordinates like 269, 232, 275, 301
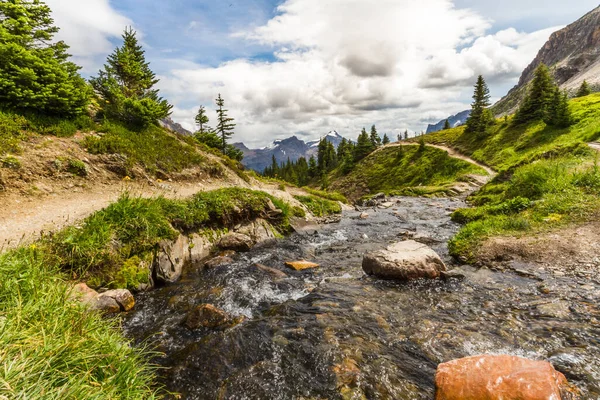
293, 195, 342, 217
0, 247, 159, 399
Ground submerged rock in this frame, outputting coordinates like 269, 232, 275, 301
254, 263, 288, 279
435, 355, 579, 400
362, 240, 446, 281
359, 212, 369, 219
285, 260, 320, 271
217, 233, 254, 252
204, 256, 234, 269
185, 304, 231, 329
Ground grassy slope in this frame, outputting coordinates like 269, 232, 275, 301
330, 145, 488, 201
420, 94, 600, 261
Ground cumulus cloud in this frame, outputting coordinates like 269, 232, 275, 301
155, 0, 558, 147
45, 0, 132, 72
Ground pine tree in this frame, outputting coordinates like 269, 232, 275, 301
465, 75, 492, 135
444, 119, 451, 130
546, 88, 572, 128
370, 125, 382, 147
355, 128, 373, 161
382, 133, 390, 145
215, 94, 236, 154
195, 105, 210, 133
91, 27, 172, 127
404, 130, 409, 140
308, 156, 318, 179
0, 0, 89, 116
514, 64, 555, 124
576, 80, 592, 98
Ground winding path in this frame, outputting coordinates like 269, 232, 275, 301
589, 142, 600, 152
376, 142, 497, 176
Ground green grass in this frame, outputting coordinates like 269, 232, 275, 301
417, 93, 600, 171
301, 188, 348, 204
47, 188, 301, 288
0, 247, 159, 399
330, 145, 488, 201
293, 195, 342, 217
83, 121, 206, 175
420, 94, 600, 261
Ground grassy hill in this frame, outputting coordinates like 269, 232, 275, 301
418, 93, 600, 261
329, 144, 488, 201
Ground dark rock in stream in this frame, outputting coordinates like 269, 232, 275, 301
217, 233, 254, 252
185, 304, 233, 329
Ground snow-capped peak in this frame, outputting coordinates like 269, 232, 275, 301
326, 130, 341, 138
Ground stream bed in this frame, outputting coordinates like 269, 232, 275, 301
123, 196, 600, 399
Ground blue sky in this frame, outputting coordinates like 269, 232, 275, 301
48, 0, 599, 146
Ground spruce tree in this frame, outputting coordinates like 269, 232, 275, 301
195, 105, 210, 133
382, 133, 390, 145
308, 156, 318, 179
355, 128, 373, 161
404, 130, 409, 140
465, 75, 491, 135
0, 0, 89, 116
370, 125, 381, 147
576, 80, 592, 98
514, 64, 555, 124
444, 119, 451, 130
215, 94, 236, 154
546, 88, 572, 128
91, 27, 172, 127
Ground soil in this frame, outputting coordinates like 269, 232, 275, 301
476, 219, 600, 279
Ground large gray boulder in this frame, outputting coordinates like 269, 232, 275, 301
217, 232, 254, 252
154, 234, 189, 284
362, 240, 446, 281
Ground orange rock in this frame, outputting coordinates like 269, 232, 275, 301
435, 354, 578, 400
285, 260, 320, 271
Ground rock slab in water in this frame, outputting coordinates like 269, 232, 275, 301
217, 233, 254, 252
185, 304, 231, 329
285, 260, 320, 271
435, 354, 578, 400
204, 256, 234, 269
362, 240, 446, 280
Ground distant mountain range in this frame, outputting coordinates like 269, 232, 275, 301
426, 110, 471, 134
159, 118, 192, 136
234, 131, 348, 172
494, 5, 600, 115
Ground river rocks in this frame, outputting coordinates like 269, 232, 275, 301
154, 234, 189, 284
435, 355, 578, 400
204, 256, 234, 269
69, 283, 134, 313
285, 260, 320, 271
99, 289, 136, 311
362, 240, 446, 281
537, 301, 571, 318
359, 212, 369, 219
185, 304, 231, 329
255, 263, 288, 279
217, 233, 254, 252
235, 218, 277, 244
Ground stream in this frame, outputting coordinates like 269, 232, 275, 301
123, 196, 600, 399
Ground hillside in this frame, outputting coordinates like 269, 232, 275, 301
494, 6, 600, 115
426, 110, 471, 134
418, 93, 600, 262
328, 144, 490, 201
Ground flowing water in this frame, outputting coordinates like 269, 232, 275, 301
123, 196, 600, 399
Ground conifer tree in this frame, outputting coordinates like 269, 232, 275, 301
215, 94, 236, 154
404, 130, 409, 140
576, 80, 592, 98
355, 128, 373, 161
444, 119, 451, 130
465, 75, 492, 135
382, 133, 390, 145
370, 125, 382, 147
514, 64, 555, 124
0, 0, 89, 116
546, 88, 572, 128
308, 156, 318, 179
91, 27, 172, 127
195, 105, 210, 133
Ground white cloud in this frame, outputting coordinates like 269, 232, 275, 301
157, 0, 558, 147
45, 0, 132, 72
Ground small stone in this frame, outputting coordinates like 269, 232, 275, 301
204, 256, 234, 269
285, 260, 320, 271
69, 283, 98, 307
92, 296, 121, 314
359, 212, 369, 219
99, 289, 135, 311
537, 301, 570, 319
217, 233, 254, 252
185, 304, 231, 329
440, 269, 466, 281
254, 263, 288, 279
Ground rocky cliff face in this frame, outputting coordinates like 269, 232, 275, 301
494, 6, 600, 115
